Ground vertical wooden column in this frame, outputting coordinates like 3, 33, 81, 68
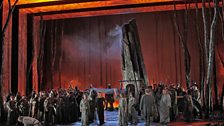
18, 12, 27, 95
2, 1, 12, 98
32, 16, 40, 92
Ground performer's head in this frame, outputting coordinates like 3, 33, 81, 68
129, 92, 134, 98
120, 92, 125, 98
162, 88, 168, 94
145, 89, 151, 95
83, 93, 88, 100
90, 84, 93, 88
108, 83, 111, 88
98, 92, 102, 98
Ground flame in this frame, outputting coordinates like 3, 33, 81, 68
113, 100, 119, 108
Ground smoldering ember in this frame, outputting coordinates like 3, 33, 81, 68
0, 0, 224, 126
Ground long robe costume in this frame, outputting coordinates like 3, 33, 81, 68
88, 89, 97, 123
38, 96, 46, 121
29, 97, 38, 118
140, 94, 156, 126
183, 94, 193, 122
44, 97, 55, 126
118, 97, 127, 126
55, 97, 65, 124
6, 100, 18, 125
96, 97, 105, 125
169, 88, 178, 121
159, 93, 171, 124
69, 94, 78, 122
80, 99, 90, 126
128, 96, 138, 124
17, 98, 29, 116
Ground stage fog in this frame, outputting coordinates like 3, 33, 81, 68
40, 11, 224, 93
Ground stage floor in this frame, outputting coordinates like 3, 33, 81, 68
66, 111, 218, 126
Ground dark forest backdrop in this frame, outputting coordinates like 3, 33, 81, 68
39, 10, 224, 96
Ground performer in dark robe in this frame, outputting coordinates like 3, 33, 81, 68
76, 92, 83, 119
55, 94, 65, 124
37, 91, 46, 122
69, 92, 78, 122
183, 90, 193, 122
64, 92, 70, 123
17, 96, 29, 116
169, 86, 178, 121
6, 96, 18, 125
105, 84, 114, 111
96, 92, 105, 125
88, 89, 97, 123
29, 93, 38, 119
44, 93, 55, 126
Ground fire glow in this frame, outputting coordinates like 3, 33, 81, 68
113, 100, 119, 108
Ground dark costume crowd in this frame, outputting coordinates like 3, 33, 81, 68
0, 84, 115, 126
0, 82, 223, 126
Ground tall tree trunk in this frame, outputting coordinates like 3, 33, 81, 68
0, 0, 18, 121
37, 17, 46, 91
202, 0, 209, 67
195, 1, 206, 109
58, 20, 64, 88
202, 0, 209, 115
204, 0, 219, 115
173, 0, 191, 88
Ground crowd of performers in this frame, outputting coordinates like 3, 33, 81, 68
118, 82, 204, 126
0, 84, 115, 126
0, 82, 223, 126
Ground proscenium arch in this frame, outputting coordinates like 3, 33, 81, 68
5, 0, 217, 95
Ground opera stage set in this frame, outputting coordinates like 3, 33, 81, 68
1, 0, 224, 109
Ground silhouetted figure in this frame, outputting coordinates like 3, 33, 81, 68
38, 91, 46, 122
105, 84, 114, 111
183, 90, 193, 122
17, 96, 29, 116
44, 92, 55, 126
6, 96, 18, 125
169, 86, 178, 121
96, 92, 105, 125
29, 92, 38, 119
88, 89, 97, 123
